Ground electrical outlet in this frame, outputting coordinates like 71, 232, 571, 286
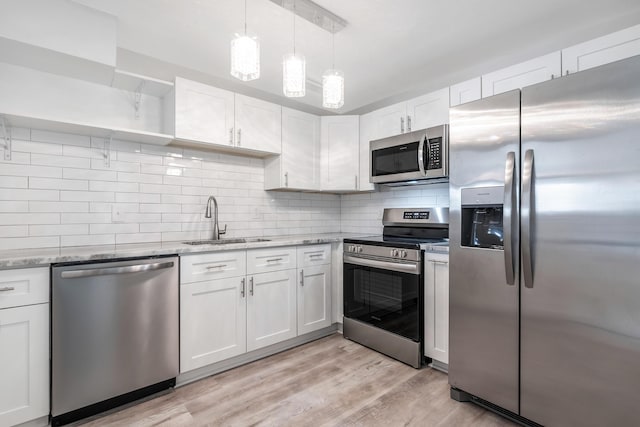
111, 206, 124, 223
252, 207, 262, 220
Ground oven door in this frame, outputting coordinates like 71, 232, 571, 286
343, 255, 422, 341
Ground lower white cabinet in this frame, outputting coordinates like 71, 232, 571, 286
247, 269, 297, 351
297, 264, 332, 335
0, 303, 50, 427
424, 252, 449, 365
180, 276, 247, 372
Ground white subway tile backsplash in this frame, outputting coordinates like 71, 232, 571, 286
116, 233, 162, 245
0, 236, 59, 250
30, 177, 88, 191
0, 189, 59, 201
0, 213, 60, 225
0, 225, 28, 238
13, 139, 62, 155
61, 234, 114, 247
61, 191, 114, 202
30, 224, 88, 236
0, 201, 29, 212
90, 223, 139, 234
31, 130, 90, 146
0, 164, 62, 178
32, 153, 91, 169
0, 176, 28, 188
29, 201, 89, 213
61, 213, 111, 224
115, 192, 160, 203
90, 181, 139, 193
63, 168, 117, 182
117, 172, 162, 184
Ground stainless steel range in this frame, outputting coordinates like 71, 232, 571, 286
343, 207, 449, 368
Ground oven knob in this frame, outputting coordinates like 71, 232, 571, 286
401, 250, 407, 258
392, 249, 399, 257
357, 246, 363, 253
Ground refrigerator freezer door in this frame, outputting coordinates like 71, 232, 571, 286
448, 90, 521, 413
520, 56, 640, 426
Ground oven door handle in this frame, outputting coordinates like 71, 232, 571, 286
344, 255, 421, 275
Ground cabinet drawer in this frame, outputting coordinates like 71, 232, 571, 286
247, 247, 296, 274
0, 267, 49, 310
297, 244, 331, 268
181, 251, 246, 284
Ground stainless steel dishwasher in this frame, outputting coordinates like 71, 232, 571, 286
51, 256, 179, 426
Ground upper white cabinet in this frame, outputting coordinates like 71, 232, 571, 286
406, 88, 450, 129
0, 267, 50, 427
562, 24, 640, 74
174, 78, 281, 156
357, 113, 376, 192
234, 94, 281, 154
320, 116, 360, 192
424, 252, 449, 367
450, 77, 482, 107
265, 107, 320, 191
482, 51, 561, 97
174, 77, 235, 149
367, 101, 407, 139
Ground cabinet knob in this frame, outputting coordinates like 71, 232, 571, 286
229, 127, 234, 145
237, 128, 242, 146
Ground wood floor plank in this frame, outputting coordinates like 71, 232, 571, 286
77, 333, 518, 427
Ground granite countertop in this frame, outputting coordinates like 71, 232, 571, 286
0, 233, 371, 269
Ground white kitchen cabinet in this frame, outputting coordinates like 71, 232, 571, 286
175, 78, 281, 155
562, 24, 640, 75
297, 245, 332, 335
357, 113, 376, 192
0, 266, 49, 427
368, 101, 407, 139
424, 252, 449, 366
482, 51, 561, 97
247, 269, 297, 351
180, 276, 247, 372
450, 77, 482, 107
175, 77, 235, 148
406, 88, 450, 129
320, 116, 360, 192
234, 94, 281, 154
264, 107, 320, 191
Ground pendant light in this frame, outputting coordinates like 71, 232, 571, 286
322, 26, 344, 109
283, 0, 305, 97
230, 0, 260, 81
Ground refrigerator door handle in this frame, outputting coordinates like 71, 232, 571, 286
522, 149, 535, 288
503, 151, 516, 285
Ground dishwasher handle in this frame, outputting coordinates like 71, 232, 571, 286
60, 261, 175, 279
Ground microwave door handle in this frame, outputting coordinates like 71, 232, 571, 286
418, 134, 427, 176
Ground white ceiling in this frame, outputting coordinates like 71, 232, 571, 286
73, 0, 640, 115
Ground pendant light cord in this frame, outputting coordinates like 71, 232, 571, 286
244, 0, 247, 34
332, 23, 335, 69
292, 0, 296, 55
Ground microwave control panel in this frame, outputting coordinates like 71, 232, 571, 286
426, 137, 442, 170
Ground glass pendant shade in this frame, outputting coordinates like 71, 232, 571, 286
283, 53, 306, 97
230, 34, 260, 81
322, 69, 344, 108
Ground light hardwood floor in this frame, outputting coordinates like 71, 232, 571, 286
77, 334, 516, 427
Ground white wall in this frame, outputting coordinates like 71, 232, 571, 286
340, 183, 450, 235
0, 128, 340, 250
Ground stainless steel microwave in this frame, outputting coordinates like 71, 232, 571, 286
370, 124, 448, 185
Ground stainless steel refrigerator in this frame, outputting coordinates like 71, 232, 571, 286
448, 55, 640, 426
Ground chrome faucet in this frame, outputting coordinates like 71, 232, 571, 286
205, 196, 227, 240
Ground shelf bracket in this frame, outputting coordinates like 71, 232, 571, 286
134, 80, 146, 119
104, 133, 112, 167
0, 116, 11, 161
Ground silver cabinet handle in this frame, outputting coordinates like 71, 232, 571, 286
407, 115, 412, 132
206, 264, 227, 270
522, 149, 535, 289
249, 276, 254, 296
430, 260, 448, 265
284, 172, 288, 187
400, 116, 405, 133
241, 277, 246, 297
237, 128, 241, 146
355, 175, 358, 190
300, 269, 304, 286
266, 258, 283, 263
309, 253, 323, 258
0, 286, 15, 291
503, 151, 517, 286
60, 261, 175, 279
229, 127, 234, 145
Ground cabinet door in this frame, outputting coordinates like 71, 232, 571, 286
280, 107, 320, 190
180, 277, 247, 372
424, 254, 449, 365
450, 77, 482, 107
406, 87, 450, 129
320, 115, 359, 191
0, 304, 49, 427
369, 101, 407, 139
247, 269, 297, 351
174, 77, 235, 147
562, 24, 640, 75
234, 94, 281, 154
482, 52, 561, 97
357, 113, 376, 191
297, 264, 331, 335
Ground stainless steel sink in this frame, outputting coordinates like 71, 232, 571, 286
182, 238, 271, 245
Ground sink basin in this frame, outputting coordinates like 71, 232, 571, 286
182, 238, 271, 245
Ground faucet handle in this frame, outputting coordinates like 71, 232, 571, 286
220, 224, 227, 236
